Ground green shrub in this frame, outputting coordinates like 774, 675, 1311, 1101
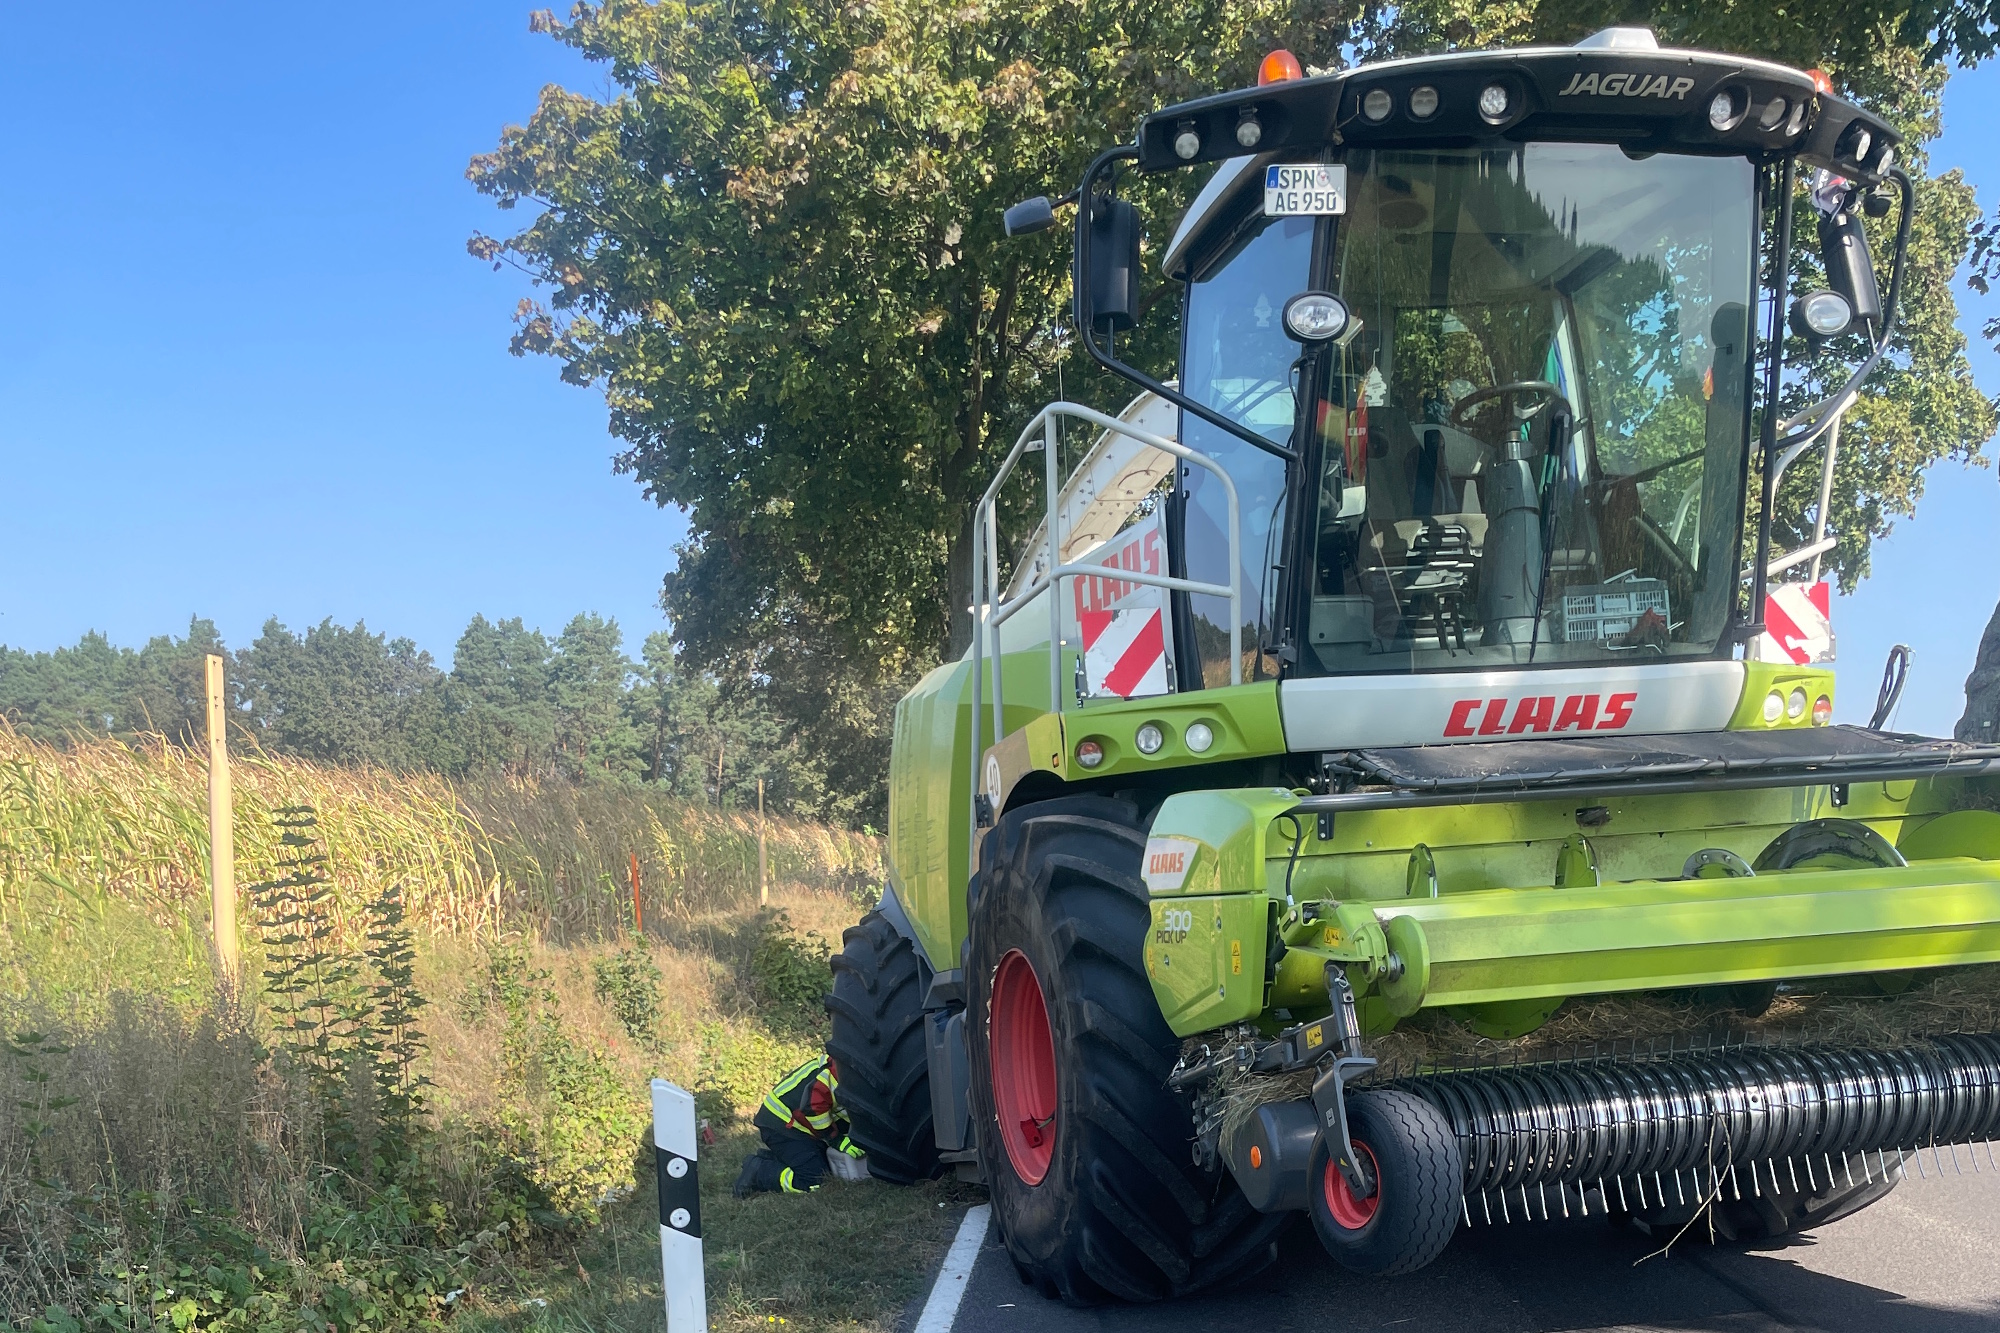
485, 949, 648, 1226
747, 910, 831, 1030
590, 947, 662, 1046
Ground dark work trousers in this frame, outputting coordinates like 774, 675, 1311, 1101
743, 1118, 829, 1194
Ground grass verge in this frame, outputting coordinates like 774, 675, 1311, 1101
452, 1129, 982, 1333
0, 723, 979, 1333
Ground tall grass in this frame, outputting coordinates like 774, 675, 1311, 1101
0, 723, 881, 1008
0, 721, 890, 1332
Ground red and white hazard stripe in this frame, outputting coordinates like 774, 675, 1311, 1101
1758, 581, 1834, 665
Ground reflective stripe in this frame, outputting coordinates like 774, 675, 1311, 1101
762, 1058, 840, 1135
778, 1166, 817, 1194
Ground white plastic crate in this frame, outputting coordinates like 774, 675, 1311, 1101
1561, 579, 1669, 642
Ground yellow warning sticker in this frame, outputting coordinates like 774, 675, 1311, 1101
1305, 1024, 1324, 1049
1323, 926, 1344, 948
1230, 940, 1242, 975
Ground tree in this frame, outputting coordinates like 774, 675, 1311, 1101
236, 619, 444, 768
0, 617, 225, 747
443, 614, 559, 775
473, 0, 1998, 742
469, 0, 1360, 680
550, 613, 641, 778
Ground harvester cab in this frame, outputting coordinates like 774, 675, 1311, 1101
824, 28, 2000, 1302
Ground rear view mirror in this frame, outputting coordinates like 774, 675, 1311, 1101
1085, 194, 1141, 333
1817, 210, 1882, 331
1003, 196, 1057, 236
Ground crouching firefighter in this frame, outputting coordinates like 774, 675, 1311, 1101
733, 1054, 865, 1197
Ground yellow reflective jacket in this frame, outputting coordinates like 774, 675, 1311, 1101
761, 1057, 840, 1136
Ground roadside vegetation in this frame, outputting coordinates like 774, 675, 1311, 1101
0, 723, 963, 1333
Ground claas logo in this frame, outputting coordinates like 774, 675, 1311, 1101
1444, 691, 1637, 738
1147, 847, 1187, 877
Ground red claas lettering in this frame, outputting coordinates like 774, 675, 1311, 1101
1072, 527, 1165, 621
1443, 690, 1640, 738
1554, 694, 1600, 731
1598, 692, 1637, 730
1444, 699, 1482, 737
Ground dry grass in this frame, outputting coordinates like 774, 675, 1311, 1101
0, 721, 881, 1010
0, 722, 935, 1333
1207, 966, 2000, 1134
449, 1126, 982, 1333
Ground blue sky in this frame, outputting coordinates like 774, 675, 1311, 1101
0, 9, 1996, 734
0, 4, 682, 664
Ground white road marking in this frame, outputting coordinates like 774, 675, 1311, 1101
914, 1203, 992, 1333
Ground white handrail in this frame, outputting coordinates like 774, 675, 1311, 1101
967, 400, 1241, 852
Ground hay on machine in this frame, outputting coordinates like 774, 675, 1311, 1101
1193, 964, 2000, 1137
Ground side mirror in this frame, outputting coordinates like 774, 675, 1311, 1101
1085, 194, 1141, 334
1817, 209, 1882, 330
1003, 196, 1057, 237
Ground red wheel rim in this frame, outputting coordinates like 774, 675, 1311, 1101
1323, 1140, 1381, 1230
989, 949, 1058, 1185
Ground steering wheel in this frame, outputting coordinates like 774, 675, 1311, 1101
1448, 380, 1573, 430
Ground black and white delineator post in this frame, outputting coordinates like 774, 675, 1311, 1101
651, 1079, 706, 1331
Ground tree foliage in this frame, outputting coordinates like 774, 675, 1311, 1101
0, 612, 881, 825
471, 0, 1998, 708
0, 617, 224, 747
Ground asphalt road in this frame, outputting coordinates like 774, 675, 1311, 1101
944, 1163, 2000, 1332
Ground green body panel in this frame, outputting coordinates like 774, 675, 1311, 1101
1144, 894, 1270, 1031
1727, 663, 1836, 730
1142, 785, 2000, 1036
1060, 682, 1285, 781
885, 605, 1998, 1044
886, 638, 1284, 966
1141, 788, 1299, 897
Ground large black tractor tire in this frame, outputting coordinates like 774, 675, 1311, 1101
826, 908, 941, 1184
1306, 1090, 1462, 1276
967, 795, 1288, 1304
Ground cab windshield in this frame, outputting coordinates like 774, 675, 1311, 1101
1303, 144, 1757, 674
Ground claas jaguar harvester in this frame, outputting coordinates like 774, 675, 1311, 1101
823, 28, 2000, 1301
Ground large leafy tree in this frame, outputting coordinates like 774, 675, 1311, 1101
473, 0, 1997, 713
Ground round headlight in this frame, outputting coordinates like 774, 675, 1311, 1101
1812, 695, 1833, 726
1874, 144, 1895, 174
1787, 100, 1809, 135
1708, 89, 1744, 131
1758, 97, 1788, 130
1409, 86, 1440, 119
1076, 739, 1105, 769
1173, 125, 1201, 160
1282, 291, 1350, 343
1787, 687, 1808, 719
1362, 88, 1393, 122
1847, 127, 1873, 163
1763, 690, 1785, 724
1794, 289, 1855, 338
1478, 83, 1510, 123
1135, 722, 1166, 755
1185, 721, 1215, 754
1235, 111, 1263, 149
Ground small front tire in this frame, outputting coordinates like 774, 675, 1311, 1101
1307, 1090, 1462, 1277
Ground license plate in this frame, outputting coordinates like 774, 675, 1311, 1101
1264, 163, 1347, 216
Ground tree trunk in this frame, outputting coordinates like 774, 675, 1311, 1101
945, 505, 977, 661
1956, 598, 2000, 741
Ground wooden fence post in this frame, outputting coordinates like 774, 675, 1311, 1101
757, 778, 768, 907
630, 852, 644, 937
204, 654, 239, 989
